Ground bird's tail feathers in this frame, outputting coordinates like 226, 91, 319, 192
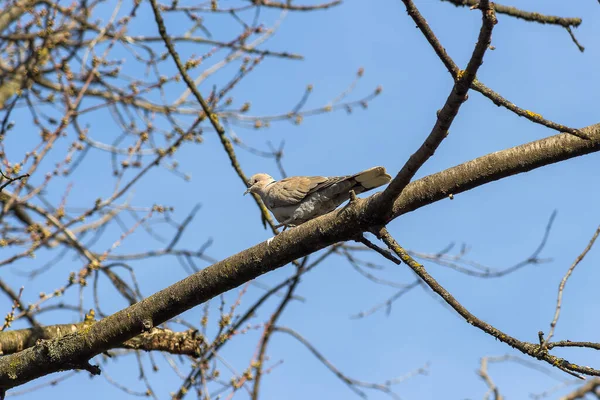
354, 166, 392, 190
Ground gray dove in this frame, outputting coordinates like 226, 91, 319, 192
244, 166, 392, 229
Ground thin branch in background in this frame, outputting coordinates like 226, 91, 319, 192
166, 204, 202, 251
172, 244, 341, 399
273, 326, 427, 400
478, 355, 577, 400
478, 356, 502, 400
4, 371, 78, 397
530, 380, 580, 400
102, 368, 151, 398
559, 378, 600, 400
542, 224, 600, 348
251, 0, 342, 12
228, 126, 287, 178
250, 264, 304, 400
410, 211, 556, 278
148, 0, 279, 233
350, 280, 422, 319
0, 280, 40, 329
376, 226, 600, 379
1, 286, 24, 331
0, 170, 29, 193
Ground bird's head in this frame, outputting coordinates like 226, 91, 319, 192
244, 173, 275, 195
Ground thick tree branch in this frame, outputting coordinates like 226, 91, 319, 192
0, 0, 43, 34
0, 123, 598, 390
0, 323, 205, 357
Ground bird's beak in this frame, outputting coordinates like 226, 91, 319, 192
243, 188, 250, 195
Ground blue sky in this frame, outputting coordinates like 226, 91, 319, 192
2, 0, 600, 399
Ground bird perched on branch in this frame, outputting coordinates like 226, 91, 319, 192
244, 166, 392, 229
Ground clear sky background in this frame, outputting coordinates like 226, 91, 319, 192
2, 0, 600, 399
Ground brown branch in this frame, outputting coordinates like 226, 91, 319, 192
406, 0, 589, 138
252, 0, 342, 11
0, 0, 45, 33
409, 210, 556, 278
375, 0, 497, 217
125, 36, 302, 59
172, 245, 340, 399
0, 123, 599, 390
0, 280, 40, 330
273, 326, 415, 399
0, 191, 35, 227
560, 378, 600, 400
0, 170, 29, 193
148, 0, 277, 232
376, 227, 598, 379
0, 322, 205, 357
32, 76, 185, 115
479, 356, 502, 400
542, 224, 600, 348
441, 0, 582, 28
478, 354, 574, 400
350, 280, 421, 319
251, 266, 303, 400
547, 341, 600, 351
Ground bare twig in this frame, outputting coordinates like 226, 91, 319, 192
273, 326, 425, 399
376, 0, 497, 218
0, 170, 29, 193
406, 0, 589, 138
376, 226, 600, 379
479, 356, 503, 400
441, 0, 581, 28
542, 224, 600, 348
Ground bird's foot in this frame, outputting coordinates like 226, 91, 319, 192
273, 223, 295, 231
349, 189, 358, 204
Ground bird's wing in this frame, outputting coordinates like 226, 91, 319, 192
265, 176, 330, 208
265, 167, 392, 209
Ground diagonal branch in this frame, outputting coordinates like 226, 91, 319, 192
407, 0, 589, 138
375, 0, 497, 218
273, 326, 418, 399
0, 170, 29, 193
542, 224, 600, 348
149, 0, 277, 231
375, 227, 598, 379
0, 123, 599, 391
